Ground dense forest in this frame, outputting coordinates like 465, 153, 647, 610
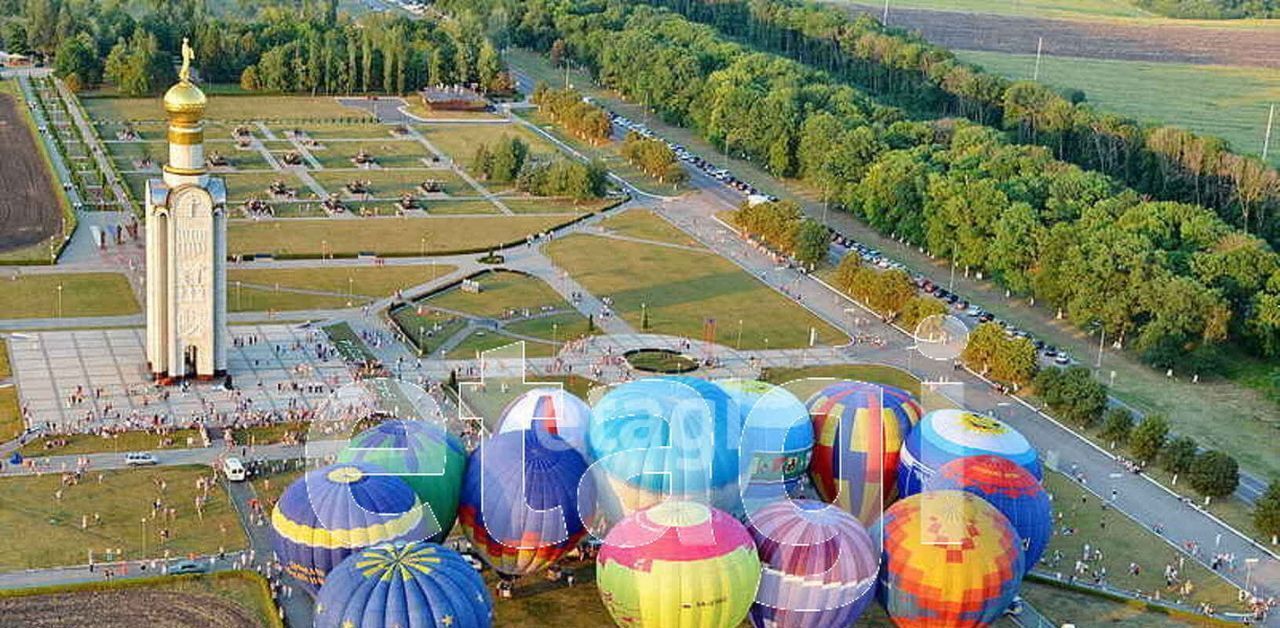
1133, 0, 1280, 18
0, 0, 507, 97
435, 0, 1280, 371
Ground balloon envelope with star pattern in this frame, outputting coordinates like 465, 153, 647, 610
315, 541, 493, 628
871, 490, 1024, 627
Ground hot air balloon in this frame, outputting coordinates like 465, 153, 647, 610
747, 499, 879, 628
807, 381, 923, 524
270, 463, 434, 592
719, 379, 814, 518
597, 501, 761, 628
337, 419, 467, 542
898, 409, 1042, 498
315, 541, 493, 628
925, 455, 1051, 576
457, 429, 595, 576
872, 490, 1024, 627
588, 377, 741, 517
497, 387, 591, 456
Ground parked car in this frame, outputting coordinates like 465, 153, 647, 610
124, 452, 158, 466
1054, 353, 1072, 365
221, 456, 248, 482
169, 560, 207, 575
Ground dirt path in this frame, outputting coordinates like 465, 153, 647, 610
840, 2, 1280, 68
0, 589, 262, 628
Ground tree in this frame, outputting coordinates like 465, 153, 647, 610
53, 32, 101, 87
1035, 366, 1106, 427
899, 295, 947, 332
549, 38, 566, 69
793, 220, 828, 268
1187, 450, 1239, 498
239, 66, 260, 91
1161, 436, 1198, 476
1254, 481, 1280, 542
1129, 414, 1169, 465
1099, 407, 1134, 446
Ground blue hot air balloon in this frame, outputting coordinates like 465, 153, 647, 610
497, 387, 592, 457
337, 419, 467, 542
458, 429, 595, 576
925, 455, 1052, 576
315, 541, 493, 628
270, 463, 434, 592
718, 379, 814, 518
747, 499, 879, 628
588, 377, 742, 517
898, 409, 1042, 498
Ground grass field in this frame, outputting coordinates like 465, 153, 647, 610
20, 428, 204, 457
227, 215, 575, 258
228, 264, 456, 299
0, 341, 10, 379
309, 169, 471, 198
0, 465, 247, 569
545, 235, 847, 349
957, 50, 1280, 167
760, 363, 923, 401
1020, 580, 1211, 626
833, 0, 1153, 18
598, 209, 703, 247
445, 331, 558, 360
0, 273, 138, 319
1037, 472, 1243, 610
323, 322, 378, 363
388, 307, 469, 357
82, 95, 372, 122
420, 123, 558, 165
0, 387, 21, 444
228, 286, 357, 312
427, 270, 573, 319
503, 198, 615, 215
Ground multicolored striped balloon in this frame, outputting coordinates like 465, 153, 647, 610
337, 419, 467, 543
925, 455, 1052, 576
458, 429, 595, 576
807, 381, 923, 524
747, 500, 879, 628
315, 541, 493, 628
597, 501, 761, 628
718, 379, 814, 518
497, 387, 592, 457
898, 409, 1042, 498
270, 463, 434, 592
872, 490, 1024, 627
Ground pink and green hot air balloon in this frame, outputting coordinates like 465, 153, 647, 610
597, 501, 761, 628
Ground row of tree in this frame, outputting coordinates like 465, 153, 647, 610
6, 0, 508, 97
1134, 0, 1280, 18
531, 85, 611, 145
619, 131, 687, 185
436, 0, 1280, 366
829, 254, 943, 330
637, 0, 1280, 246
516, 158, 608, 201
471, 135, 529, 183
732, 200, 828, 268
962, 322, 1038, 387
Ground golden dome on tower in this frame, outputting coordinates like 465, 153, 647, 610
163, 37, 205, 123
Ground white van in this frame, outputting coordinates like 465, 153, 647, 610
222, 457, 247, 482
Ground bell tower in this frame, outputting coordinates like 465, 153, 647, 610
145, 37, 227, 382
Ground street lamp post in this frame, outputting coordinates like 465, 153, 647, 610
140, 517, 147, 558
736, 319, 743, 351
236, 281, 242, 310
57, 283, 63, 317
553, 323, 559, 345
1245, 557, 1259, 592
1096, 323, 1106, 369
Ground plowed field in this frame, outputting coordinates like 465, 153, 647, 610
0, 92, 60, 253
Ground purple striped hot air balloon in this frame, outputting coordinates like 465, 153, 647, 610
747, 499, 879, 628
807, 382, 923, 524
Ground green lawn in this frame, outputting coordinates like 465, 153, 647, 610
1038, 471, 1244, 610
503, 198, 616, 215
424, 200, 504, 215
20, 428, 204, 458
228, 286, 358, 312
82, 95, 373, 122
228, 264, 456, 299
761, 363, 923, 401
957, 50, 1280, 167
313, 139, 432, 170
445, 331, 558, 360
598, 209, 703, 247
227, 214, 575, 258
309, 169, 471, 197
0, 341, 10, 378
0, 273, 138, 319
0, 387, 21, 444
505, 311, 596, 344
388, 306, 469, 356
544, 235, 847, 349
0, 465, 247, 569
268, 123, 396, 140
323, 322, 378, 363
419, 123, 559, 165
427, 270, 573, 319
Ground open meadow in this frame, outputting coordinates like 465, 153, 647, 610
544, 235, 847, 349
0, 273, 138, 319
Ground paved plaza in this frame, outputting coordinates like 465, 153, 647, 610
8, 324, 354, 432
